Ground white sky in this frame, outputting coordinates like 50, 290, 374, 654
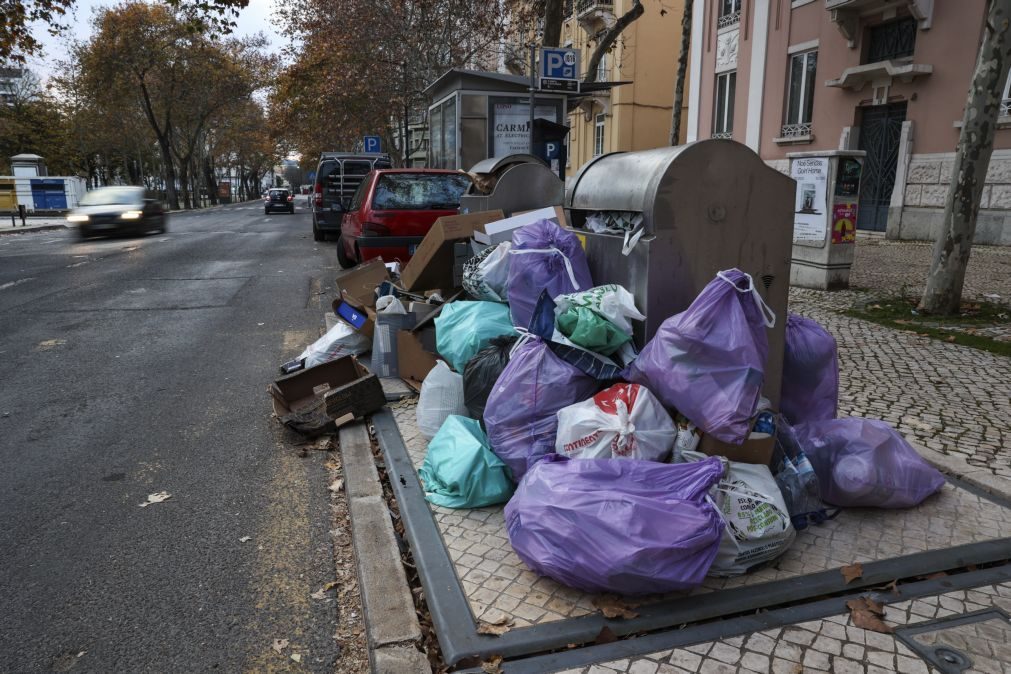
26, 0, 285, 84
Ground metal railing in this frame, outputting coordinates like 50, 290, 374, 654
576, 0, 614, 15
712, 131, 732, 139
780, 122, 813, 138
717, 10, 741, 30
1001, 98, 1011, 117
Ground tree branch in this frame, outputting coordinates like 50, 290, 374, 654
583, 0, 644, 84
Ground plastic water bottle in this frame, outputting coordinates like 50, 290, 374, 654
832, 454, 895, 506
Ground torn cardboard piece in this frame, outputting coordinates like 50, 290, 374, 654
473, 206, 567, 245
270, 356, 385, 431
399, 211, 504, 291
336, 258, 391, 308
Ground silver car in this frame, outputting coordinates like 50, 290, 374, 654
67, 186, 168, 239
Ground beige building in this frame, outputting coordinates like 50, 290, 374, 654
688, 0, 1011, 245
562, 0, 690, 174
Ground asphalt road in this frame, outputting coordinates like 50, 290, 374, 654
0, 202, 343, 672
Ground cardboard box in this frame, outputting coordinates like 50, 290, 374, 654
332, 293, 375, 340
269, 356, 385, 426
397, 328, 439, 392
336, 257, 391, 308
697, 433, 775, 466
472, 206, 567, 245
399, 210, 504, 291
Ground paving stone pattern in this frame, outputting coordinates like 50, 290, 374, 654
558, 582, 1011, 674
391, 402, 1011, 628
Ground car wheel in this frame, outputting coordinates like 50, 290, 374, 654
77, 229, 91, 241
312, 220, 324, 242
264, 209, 269, 215
336, 235, 356, 269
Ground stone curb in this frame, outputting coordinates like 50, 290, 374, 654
0, 224, 69, 235
915, 442, 1011, 502
338, 421, 427, 672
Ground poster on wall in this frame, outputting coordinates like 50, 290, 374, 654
832, 202, 857, 244
492, 102, 558, 156
791, 157, 829, 247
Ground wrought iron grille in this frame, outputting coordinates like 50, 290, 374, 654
712, 131, 732, 139
780, 122, 812, 138
858, 102, 906, 232
1002, 99, 1011, 117
717, 10, 741, 30
866, 17, 917, 63
576, 0, 613, 14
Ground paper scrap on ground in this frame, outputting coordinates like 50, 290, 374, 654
328, 479, 344, 493
290, 653, 301, 663
271, 638, 289, 653
239, 536, 252, 543
139, 491, 172, 507
311, 581, 339, 600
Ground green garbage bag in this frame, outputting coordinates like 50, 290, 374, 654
419, 415, 514, 509
435, 301, 517, 372
556, 305, 631, 356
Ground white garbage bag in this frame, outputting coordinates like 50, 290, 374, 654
554, 284, 646, 334
417, 360, 468, 439
555, 383, 676, 461
680, 451, 796, 577
462, 241, 512, 302
299, 320, 371, 368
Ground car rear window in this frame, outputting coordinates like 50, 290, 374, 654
371, 173, 472, 211
269, 190, 289, 197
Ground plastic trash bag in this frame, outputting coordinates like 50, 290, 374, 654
679, 451, 796, 577
554, 284, 646, 334
769, 415, 836, 530
782, 314, 839, 425
462, 335, 517, 421
528, 289, 629, 382
555, 383, 675, 461
505, 455, 725, 594
629, 269, 775, 445
418, 415, 514, 509
434, 301, 517, 373
793, 418, 945, 508
416, 361, 468, 439
299, 320, 372, 368
484, 337, 598, 481
462, 241, 512, 302
507, 219, 592, 329
556, 306, 630, 356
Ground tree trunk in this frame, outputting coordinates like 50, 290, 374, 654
204, 155, 218, 206
583, 1, 645, 84
670, 1, 693, 146
179, 161, 191, 210
543, 0, 563, 47
920, 0, 1011, 314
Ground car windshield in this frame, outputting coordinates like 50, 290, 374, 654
371, 173, 472, 210
79, 188, 143, 207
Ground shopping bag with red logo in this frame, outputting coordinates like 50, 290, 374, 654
555, 383, 676, 462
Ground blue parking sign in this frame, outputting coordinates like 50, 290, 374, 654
539, 48, 579, 93
364, 135, 381, 153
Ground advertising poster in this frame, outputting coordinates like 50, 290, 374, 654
832, 202, 857, 244
790, 157, 829, 247
492, 103, 558, 156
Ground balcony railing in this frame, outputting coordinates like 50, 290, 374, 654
712, 131, 732, 140
780, 122, 813, 138
576, 0, 613, 16
1002, 99, 1011, 117
717, 10, 741, 30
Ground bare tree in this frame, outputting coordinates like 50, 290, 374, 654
669, 1, 692, 145
582, 0, 644, 84
920, 0, 1011, 314
542, 0, 563, 47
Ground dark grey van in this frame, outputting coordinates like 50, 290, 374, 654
311, 152, 392, 241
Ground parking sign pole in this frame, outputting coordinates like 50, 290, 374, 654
529, 42, 536, 155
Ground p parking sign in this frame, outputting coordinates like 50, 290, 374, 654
539, 48, 580, 93
363, 135, 381, 153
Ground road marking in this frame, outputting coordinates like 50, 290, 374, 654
0, 277, 34, 291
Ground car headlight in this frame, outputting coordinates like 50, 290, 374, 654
120, 210, 143, 220
67, 214, 89, 223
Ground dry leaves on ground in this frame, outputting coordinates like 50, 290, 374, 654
311, 581, 339, 601
328, 479, 344, 493
290, 653, 302, 663
139, 492, 172, 507
476, 616, 514, 636
592, 595, 640, 620
480, 655, 503, 673
840, 563, 863, 584
846, 596, 893, 634
271, 638, 289, 654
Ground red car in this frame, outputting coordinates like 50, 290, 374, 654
337, 169, 472, 269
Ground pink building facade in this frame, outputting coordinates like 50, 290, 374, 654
687, 0, 1011, 245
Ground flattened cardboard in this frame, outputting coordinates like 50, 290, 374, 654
472, 206, 568, 245
399, 210, 504, 291
336, 258, 390, 308
397, 329, 439, 392
270, 356, 369, 418
698, 434, 775, 467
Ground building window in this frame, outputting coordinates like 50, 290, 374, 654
1003, 75, 1011, 117
783, 50, 817, 137
713, 71, 735, 138
866, 17, 917, 63
594, 113, 605, 156
718, 0, 741, 29
596, 53, 608, 83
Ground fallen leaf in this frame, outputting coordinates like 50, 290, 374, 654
886, 579, 901, 595
846, 597, 893, 634
139, 491, 172, 507
328, 479, 344, 493
893, 319, 910, 325
592, 594, 640, 620
311, 581, 339, 600
477, 616, 514, 636
481, 655, 503, 673
946, 335, 957, 342
290, 653, 301, 663
595, 625, 617, 645
271, 638, 289, 653
239, 536, 252, 543
840, 563, 863, 584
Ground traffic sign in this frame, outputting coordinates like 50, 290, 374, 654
363, 135, 382, 153
539, 48, 580, 94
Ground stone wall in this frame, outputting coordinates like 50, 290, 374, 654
892, 151, 1011, 245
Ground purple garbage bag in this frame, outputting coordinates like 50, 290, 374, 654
629, 269, 774, 444
484, 338, 598, 481
781, 314, 839, 425
505, 455, 725, 594
794, 418, 945, 508
507, 219, 593, 329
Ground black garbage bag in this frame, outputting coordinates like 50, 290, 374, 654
463, 335, 518, 421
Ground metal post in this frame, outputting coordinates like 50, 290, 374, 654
529, 43, 536, 155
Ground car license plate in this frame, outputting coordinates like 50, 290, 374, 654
408, 244, 418, 255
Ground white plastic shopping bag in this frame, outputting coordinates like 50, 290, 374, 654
554, 284, 646, 334
463, 241, 512, 302
555, 383, 675, 461
299, 320, 371, 368
417, 361, 468, 439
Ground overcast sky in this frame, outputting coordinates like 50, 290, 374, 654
26, 0, 285, 84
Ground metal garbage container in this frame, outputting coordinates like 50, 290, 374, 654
565, 140, 794, 405
460, 154, 564, 216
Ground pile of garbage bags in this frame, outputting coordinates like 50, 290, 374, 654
315, 214, 947, 597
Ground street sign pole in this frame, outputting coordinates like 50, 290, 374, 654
529, 43, 536, 156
